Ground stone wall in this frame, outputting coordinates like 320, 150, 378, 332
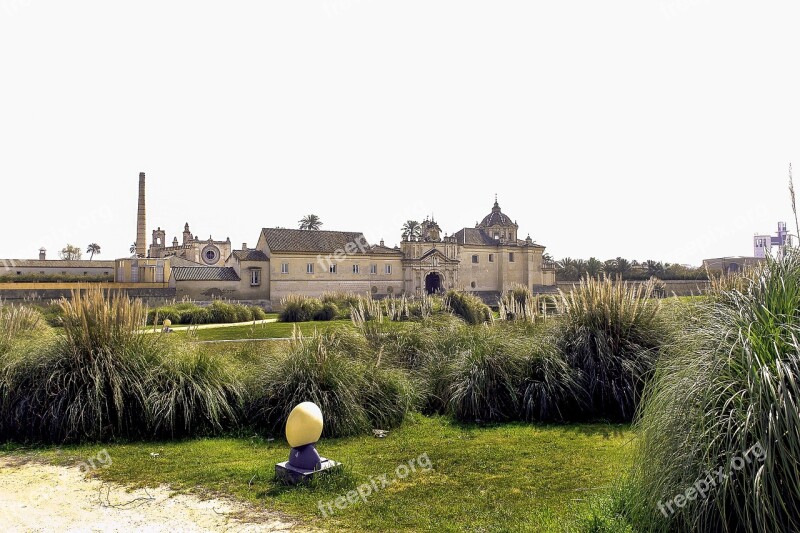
0, 282, 176, 303
555, 279, 710, 297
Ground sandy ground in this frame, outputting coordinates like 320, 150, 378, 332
0, 457, 310, 533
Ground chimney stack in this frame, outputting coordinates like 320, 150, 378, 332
242, 243, 248, 251
38, 247, 46, 260
136, 172, 146, 257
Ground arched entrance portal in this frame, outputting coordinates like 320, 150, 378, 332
425, 272, 443, 295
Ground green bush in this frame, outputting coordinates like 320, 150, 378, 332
313, 302, 339, 321
630, 251, 800, 532
147, 301, 265, 326
1, 289, 243, 443
247, 330, 416, 438
444, 290, 492, 325
556, 277, 668, 421
279, 295, 323, 322
150, 344, 243, 438
250, 306, 267, 321
445, 327, 522, 422
518, 331, 580, 423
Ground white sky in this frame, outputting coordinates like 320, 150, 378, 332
1, 1, 799, 266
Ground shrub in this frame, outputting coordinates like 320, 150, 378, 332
630, 251, 800, 532
279, 295, 322, 322
150, 344, 243, 438
182, 306, 212, 324
518, 331, 580, 422
250, 306, 267, 321
444, 290, 492, 325
313, 302, 338, 321
208, 301, 238, 323
1, 289, 243, 443
445, 327, 522, 422
247, 330, 415, 438
0, 305, 46, 355
556, 277, 667, 421
4, 289, 156, 442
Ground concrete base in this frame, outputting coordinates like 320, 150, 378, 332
275, 458, 342, 485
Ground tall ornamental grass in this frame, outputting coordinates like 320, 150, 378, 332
557, 277, 668, 421
1, 288, 242, 443
247, 329, 416, 438
630, 251, 800, 532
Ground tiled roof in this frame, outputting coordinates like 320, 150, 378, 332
452, 228, 545, 248
369, 245, 403, 255
231, 249, 269, 261
171, 267, 240, 282
0, 259, 115, 268
167, 256, 204, 267
261, 228, 370, 254
452, 228, 500, 246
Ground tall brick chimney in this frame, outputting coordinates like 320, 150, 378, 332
136, 172, 146, 257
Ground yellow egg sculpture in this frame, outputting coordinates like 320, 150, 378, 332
163, 319, 172, 328
285, 402, 324, 448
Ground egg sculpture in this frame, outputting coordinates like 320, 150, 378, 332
285, 402, 324, 470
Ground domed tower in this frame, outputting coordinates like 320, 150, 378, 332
478, 196, 518, 243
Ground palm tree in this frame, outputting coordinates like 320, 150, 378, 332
616, 257, 632, 279
645, 259, 665, 277
401, 220, 421, 240
299, 214, 323, 230
130, 242, 137, 255
86, 243, 101, 260
586, 257, 603, 278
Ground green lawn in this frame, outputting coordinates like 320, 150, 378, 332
179, 319, 355, 341
3, 416, 633, 532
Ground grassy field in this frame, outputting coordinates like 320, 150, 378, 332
178, 319, 355, 341
3, 415, 633, 532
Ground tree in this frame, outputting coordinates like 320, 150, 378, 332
401, 220, 421, 240
86, 243, 101, 260
616, 257, 632, 279
645, 260, 665, 278
299, 214, 323, 230
59, 244, 82, 260
586, 257, 603, 278
129, 242, 137, 255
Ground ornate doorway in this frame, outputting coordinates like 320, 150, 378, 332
425, 272, 443, 294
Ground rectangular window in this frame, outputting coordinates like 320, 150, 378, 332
385, 264, 392, 274
281, 263, 289, 274
472, 255, 479, 264
307, 263, 314, 274
250, 269, 261, 286
509, 253, 515, 262
488, 254, 494, 262
353, 264, 360, 274
330, 264, 337, 274
370, 264, 377, 275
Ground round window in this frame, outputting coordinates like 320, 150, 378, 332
202, 245, 220, 265
471, 281, 477, 289
387, 286, 394, 294
371, 286, 378, 294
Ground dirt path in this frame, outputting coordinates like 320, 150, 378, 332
0, 457, 310, 532
145, 318, 278, 333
